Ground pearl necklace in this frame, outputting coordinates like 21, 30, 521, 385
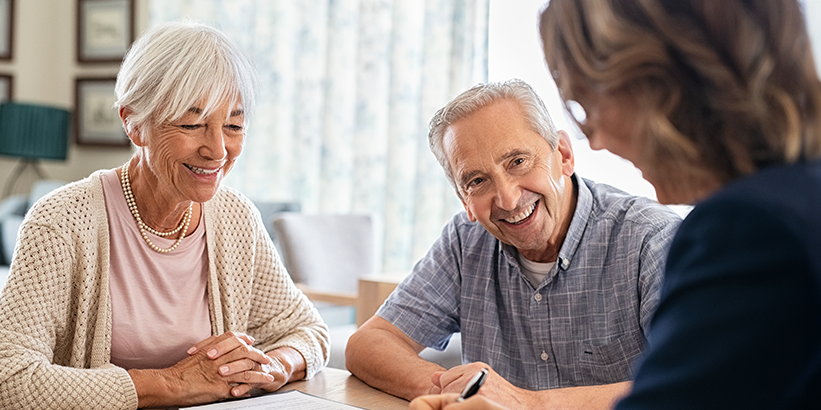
120, 162, 193, 254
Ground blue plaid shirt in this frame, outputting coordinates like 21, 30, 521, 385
377, 174, 681, 390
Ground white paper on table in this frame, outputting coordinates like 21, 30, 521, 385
179, 390, 366, 410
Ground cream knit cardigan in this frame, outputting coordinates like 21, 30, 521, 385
0, 171, 330, 409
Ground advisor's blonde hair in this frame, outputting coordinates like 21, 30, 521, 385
541, 0, 821, 188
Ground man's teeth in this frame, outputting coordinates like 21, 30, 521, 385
187, 165, 219, 175
505, 202, 536, 224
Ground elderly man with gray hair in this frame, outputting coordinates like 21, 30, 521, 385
346, 79, 680, 410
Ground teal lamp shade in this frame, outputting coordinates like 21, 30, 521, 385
0, 102, 71, 160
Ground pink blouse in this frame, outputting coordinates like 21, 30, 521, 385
101, 168, 212, 370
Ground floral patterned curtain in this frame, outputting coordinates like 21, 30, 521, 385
149, 0, 489, 272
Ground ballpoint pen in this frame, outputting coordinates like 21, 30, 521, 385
457, 368, 488, 402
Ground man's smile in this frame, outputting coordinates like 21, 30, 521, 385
501, 200, 538, 225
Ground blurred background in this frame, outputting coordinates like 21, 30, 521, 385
1, 0, 819, 274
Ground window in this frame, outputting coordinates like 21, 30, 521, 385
488, 0, 657, 202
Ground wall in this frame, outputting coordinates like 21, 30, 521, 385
0, 0, 149, 196
808, 1, 821, 71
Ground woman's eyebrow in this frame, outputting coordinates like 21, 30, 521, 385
183, 107, 244, 117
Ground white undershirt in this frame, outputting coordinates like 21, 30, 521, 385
101, 168, 212, 370
517, 253, 556, 288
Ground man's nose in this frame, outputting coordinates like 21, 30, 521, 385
494, 177, 520, 211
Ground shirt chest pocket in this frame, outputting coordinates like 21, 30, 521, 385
577, 330, 644, 385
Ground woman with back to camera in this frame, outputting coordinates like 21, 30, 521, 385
0, 21, 328, 409
411, 0, 821, 409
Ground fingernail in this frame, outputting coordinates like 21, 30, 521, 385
208, 349, 218, 358
266, 374, 274, 382
187, 346, 197, 355
220, 366, 229, 375
233, 387, 241, 396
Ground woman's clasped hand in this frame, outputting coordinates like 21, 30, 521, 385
130, 332, 311, 408
186, 332, 289, 396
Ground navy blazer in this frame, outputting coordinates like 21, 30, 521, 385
618, 160, 821, 410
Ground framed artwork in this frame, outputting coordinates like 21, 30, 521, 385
74, 77, 130, 147
0, 74, 11, 102
0, 0, 13, 60
77, 0, 134, 63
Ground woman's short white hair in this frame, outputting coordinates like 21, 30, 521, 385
428, 79, 559, 196
115, 20, 258, 140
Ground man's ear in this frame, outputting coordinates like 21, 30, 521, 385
119, 107, 144, 147
556, 130, 575, 177
461, 198, 477, 222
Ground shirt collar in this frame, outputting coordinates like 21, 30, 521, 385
558, 173, 591, 270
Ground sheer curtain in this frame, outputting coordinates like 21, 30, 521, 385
148, 0, 488, 272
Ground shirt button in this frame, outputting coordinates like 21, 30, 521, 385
540, 351, 549, 361
534, 293, 542, 302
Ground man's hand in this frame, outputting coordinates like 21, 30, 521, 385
433, 362, 631, 410
432, 363, 531, 408
410, 393, 509, 410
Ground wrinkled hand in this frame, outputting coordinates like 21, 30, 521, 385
187, 331, 291, 398
410, 393, 509, 410
131, 331, 275, 408
431, 362, 527, 408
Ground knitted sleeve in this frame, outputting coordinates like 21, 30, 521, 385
0, 182, 138, 410
207, 189, 329, 379
248, 231, 330, 378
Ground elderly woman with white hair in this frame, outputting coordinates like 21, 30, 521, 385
0, 21, 328, 409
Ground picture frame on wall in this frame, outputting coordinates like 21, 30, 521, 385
77, 0, 134, 63
0, 74, 11, 102
74, 77, 130, 147
0, 0, 13, 60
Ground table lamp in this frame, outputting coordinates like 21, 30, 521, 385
0, 102, 71, 198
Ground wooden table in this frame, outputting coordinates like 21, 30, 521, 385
280, 367, 409, 409
356, 274, 405, 326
